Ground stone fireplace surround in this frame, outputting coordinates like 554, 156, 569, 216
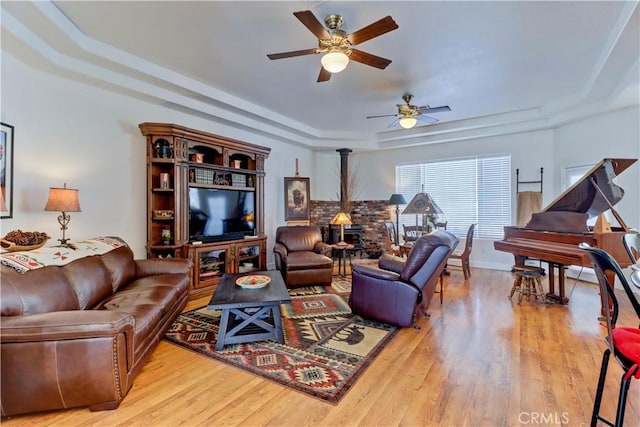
310, 200, 393, 257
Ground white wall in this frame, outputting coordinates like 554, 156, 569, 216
554, 106, 640, 230
0, 52, 315, 263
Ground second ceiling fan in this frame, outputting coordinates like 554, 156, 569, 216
267, 10, 398, 82
366, 94, 451, 129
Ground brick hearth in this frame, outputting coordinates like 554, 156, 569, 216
310, 200, 393, 257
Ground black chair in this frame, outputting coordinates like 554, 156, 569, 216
622, 232, 639, 264
580, 243, 640, 427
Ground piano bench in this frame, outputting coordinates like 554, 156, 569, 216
511, 264, 546, 275
509, 266, 546, 304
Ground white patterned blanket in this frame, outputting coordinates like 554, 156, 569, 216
0, 237, 126, 274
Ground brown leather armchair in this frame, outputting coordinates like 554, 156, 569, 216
273, 225, 333, 287
350, 230, 458, 328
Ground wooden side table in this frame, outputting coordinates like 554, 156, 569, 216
331, 243, 354, 277
400, 242, 413, 257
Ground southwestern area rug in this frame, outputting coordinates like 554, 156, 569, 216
164, 278, 398, 403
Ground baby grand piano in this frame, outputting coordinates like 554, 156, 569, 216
494, 158, 637, 304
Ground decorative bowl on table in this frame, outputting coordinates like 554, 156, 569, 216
235, 275, 270, 289
1, 230, 50, 252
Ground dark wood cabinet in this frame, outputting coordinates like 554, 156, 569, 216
185, 236, 267, 297
139, 122, 270, 296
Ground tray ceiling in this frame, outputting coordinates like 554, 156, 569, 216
2, 1, 638, 150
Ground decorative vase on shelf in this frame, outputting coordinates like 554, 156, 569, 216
159, 173, 170, 189
161, 227, 172, 245
155, 140, 172, 158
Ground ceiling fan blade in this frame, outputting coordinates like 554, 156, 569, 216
348, 16, 398, 45
349, 49, 392, 70
386, 118, 400, 129
417, 115, 439, 125
417, 105, 452, 113
317, 67, 332, 83
267, 48, 318, 60
293, 10, 330, 40
366, 113, 397, 119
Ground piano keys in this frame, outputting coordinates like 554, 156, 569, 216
494, 158, 637, 304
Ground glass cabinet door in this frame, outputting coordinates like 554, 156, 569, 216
237, 243, 261, 273
198, 247, 226, 283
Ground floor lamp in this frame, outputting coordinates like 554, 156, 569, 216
388, 194, 406, 245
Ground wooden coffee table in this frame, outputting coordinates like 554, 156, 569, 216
207, 270, 291, 351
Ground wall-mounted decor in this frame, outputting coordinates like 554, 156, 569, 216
1, 122, 14, 219
284, 177, 310, 221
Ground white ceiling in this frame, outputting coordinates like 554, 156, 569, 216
2, 1, 639, 151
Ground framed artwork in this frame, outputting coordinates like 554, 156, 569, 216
1, 122, 14, 219
284, 177, 310, 221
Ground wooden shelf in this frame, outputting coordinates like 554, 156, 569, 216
188, 183, 254, 192
148, 244, 181, 250
150, 157, 176, 164
187, 162, 255, 172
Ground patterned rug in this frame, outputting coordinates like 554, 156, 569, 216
164, 277, 398, 403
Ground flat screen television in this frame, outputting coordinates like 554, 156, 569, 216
188, 187, 255, 242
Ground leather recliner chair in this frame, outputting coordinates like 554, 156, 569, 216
273, 225, 333, 287
350, 230, 459, 328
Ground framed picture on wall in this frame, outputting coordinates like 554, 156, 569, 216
1, 122, 14, 219
284, 177, 310, 221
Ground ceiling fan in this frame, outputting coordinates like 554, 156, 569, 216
366, 94, 451, 129
266, 10, 398, 82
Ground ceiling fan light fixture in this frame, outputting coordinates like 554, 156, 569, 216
321, 51, 349, 73
399, 116, 418, 129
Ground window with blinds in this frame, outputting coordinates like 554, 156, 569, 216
395, 155, 511, 239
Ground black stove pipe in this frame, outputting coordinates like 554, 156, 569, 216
336, 148, 352, 212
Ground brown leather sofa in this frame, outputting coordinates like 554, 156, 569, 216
350, 230, 458, 328
0, 241, 192, 416
273, 225, 333, 287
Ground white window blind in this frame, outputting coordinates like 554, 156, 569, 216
396, 155, 511, 239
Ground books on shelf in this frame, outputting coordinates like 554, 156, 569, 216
191, 168, 215, 184
189, 168, 248, 187
231, 173, 245, 187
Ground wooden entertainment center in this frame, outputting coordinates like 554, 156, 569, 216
139, 122, 270, 297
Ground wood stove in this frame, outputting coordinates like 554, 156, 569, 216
329, 224, 363, 252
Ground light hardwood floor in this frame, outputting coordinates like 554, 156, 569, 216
3, 267, 639, 426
